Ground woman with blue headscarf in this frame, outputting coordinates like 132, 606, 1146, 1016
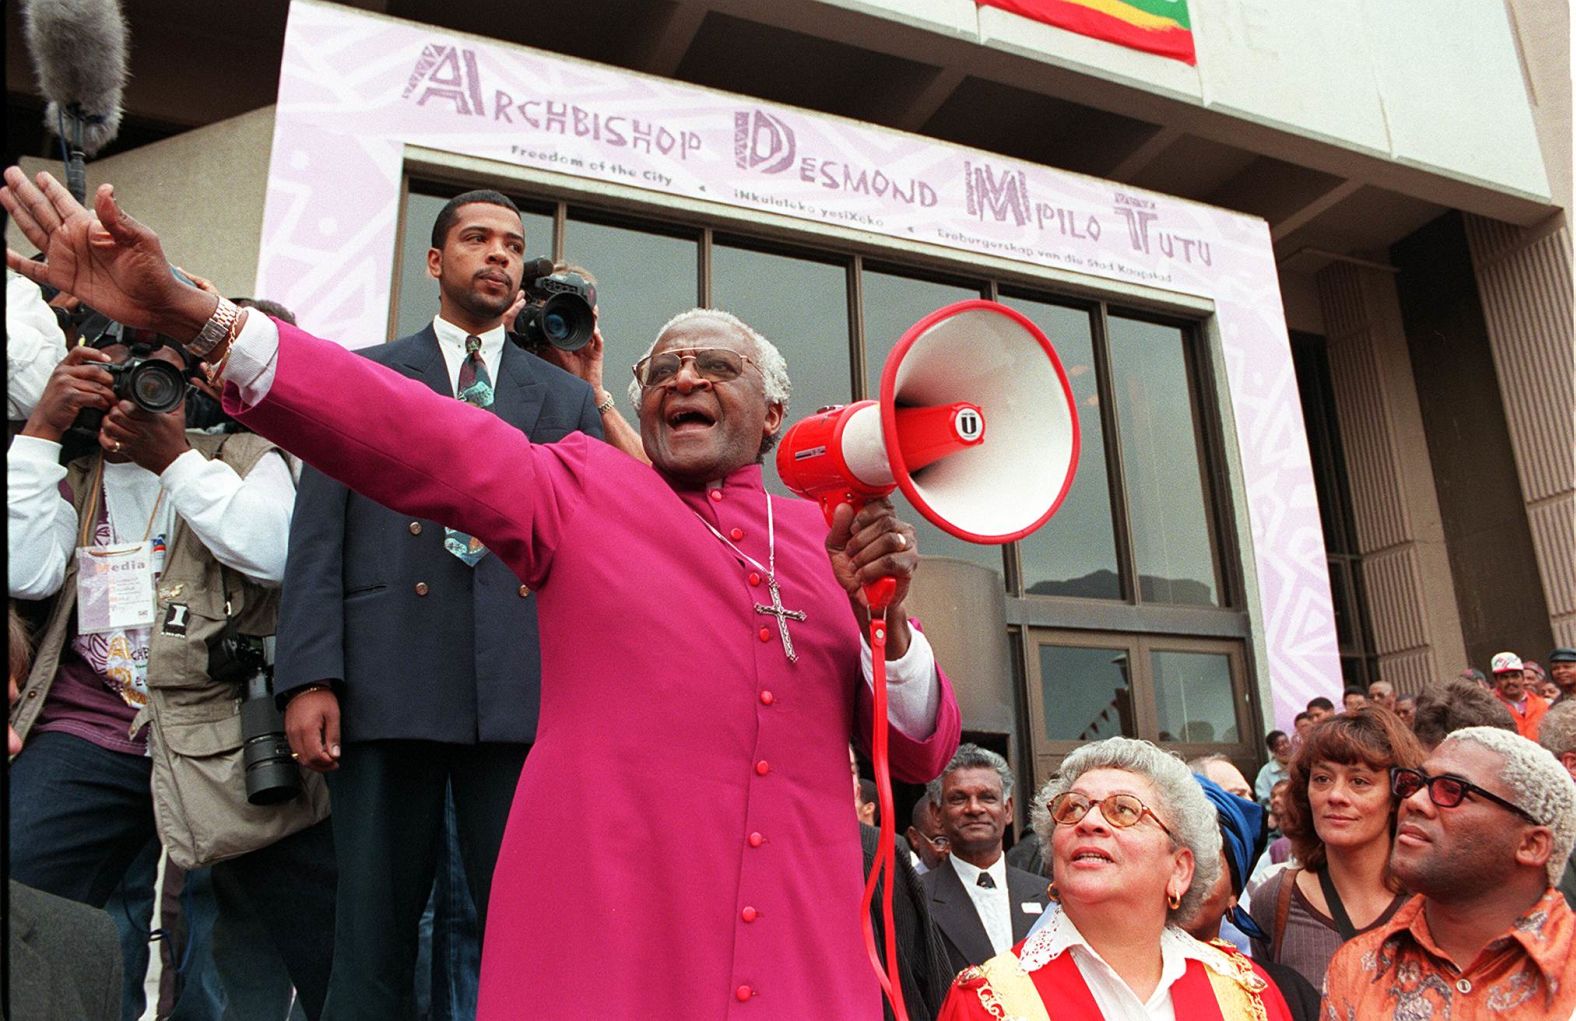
1181, 776, 1320, 1021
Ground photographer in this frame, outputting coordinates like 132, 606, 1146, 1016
6, 333, 336, 1018
512, 261, 649, 463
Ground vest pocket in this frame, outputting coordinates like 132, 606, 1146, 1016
147, 694, 330, 869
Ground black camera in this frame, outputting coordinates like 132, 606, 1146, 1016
513, 266, 597, 352
208, 631, 301, 806
70, 321, 191, 437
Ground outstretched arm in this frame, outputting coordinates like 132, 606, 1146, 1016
2, 167, 587, 587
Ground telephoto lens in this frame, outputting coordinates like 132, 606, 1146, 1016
239, 668, 302, 805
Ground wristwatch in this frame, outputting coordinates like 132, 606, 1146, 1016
189, 296, 241, 358
595, 390, 616, 414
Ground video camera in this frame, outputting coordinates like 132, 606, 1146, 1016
513, 264, 597, 353
208, 631, 301, 806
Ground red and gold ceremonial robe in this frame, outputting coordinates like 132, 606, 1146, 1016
938, 917, 1292, 1021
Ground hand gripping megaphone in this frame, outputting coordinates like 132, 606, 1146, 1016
776, 299, 1079, 1021
777, 298, 1081, 604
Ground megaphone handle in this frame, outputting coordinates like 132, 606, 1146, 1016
817, 492, 900, 613
859, 610, 910, 1021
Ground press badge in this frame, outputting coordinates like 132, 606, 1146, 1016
76, 541, 157, 635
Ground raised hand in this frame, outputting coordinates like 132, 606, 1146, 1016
825, 497, 918, 657
536, 309, 607, 391
101, 400, 192, 474
22, 345, 116, 443
1, 168, 215, 340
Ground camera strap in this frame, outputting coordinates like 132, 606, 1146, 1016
77, 454, 166, 549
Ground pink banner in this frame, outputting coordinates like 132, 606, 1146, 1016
258, 0, 1339, 726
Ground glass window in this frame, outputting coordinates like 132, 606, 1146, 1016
560, 215, 700, 407
1106, 316, 1221, 606
859, 268, 1001, 572
395, 191, 554, 342
710, 242, 853, 494
1151, 649, 1237, 744
1001, 297, 1120, 600
1038, 644, 1134, 742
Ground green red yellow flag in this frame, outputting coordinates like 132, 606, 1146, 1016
977, 0, 1195, 65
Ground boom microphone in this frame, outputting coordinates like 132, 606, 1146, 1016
22, 0, 130, 199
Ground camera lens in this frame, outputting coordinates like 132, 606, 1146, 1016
126, 360, 186, 414
538, 294, 594, 352
544, 311, 570, 341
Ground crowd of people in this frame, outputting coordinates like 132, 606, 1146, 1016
5, 164, 1576, 1021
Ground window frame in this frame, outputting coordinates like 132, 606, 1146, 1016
1024, 628, 1254, 779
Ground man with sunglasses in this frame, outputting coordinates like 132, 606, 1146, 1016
0, 166, 962, 1021
1323, 727, 1576, 1020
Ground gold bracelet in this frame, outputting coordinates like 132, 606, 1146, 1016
203, 343, 234, 386
202, 307, 248, 386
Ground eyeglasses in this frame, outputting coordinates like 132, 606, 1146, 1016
632, 348, 754, 390
1048, 792, 1174, 839
913, 831, 950, 850
1389, 766, 1541, 825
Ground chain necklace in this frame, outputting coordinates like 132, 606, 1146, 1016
694, 493, 806, 662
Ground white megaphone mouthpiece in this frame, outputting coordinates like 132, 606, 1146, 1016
776, 298, 1079, 549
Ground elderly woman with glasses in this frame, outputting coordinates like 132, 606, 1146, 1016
937, 737, 1293, 1021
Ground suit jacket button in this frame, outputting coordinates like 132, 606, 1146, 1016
415, 582, 430, 596
518, 585, 530, 597
409, 521, 422, 535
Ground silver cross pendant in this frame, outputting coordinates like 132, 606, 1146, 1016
754, 576, 807, 663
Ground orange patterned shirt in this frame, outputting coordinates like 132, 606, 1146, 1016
1322, 888, 1576, 1020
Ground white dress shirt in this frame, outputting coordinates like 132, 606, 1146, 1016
221, 312, 943, 729
7, 269, 68, 421
1016, 911, 1238, 1021
948, 853, 1013, 955
8, 434, 296, 600
430, 316, 506, 394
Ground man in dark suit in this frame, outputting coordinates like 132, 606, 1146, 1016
921, 744, 1050, 977
275, 189, 602, 1020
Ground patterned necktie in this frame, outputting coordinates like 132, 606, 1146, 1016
976, 873, 996, 889
445, 335, 493, 565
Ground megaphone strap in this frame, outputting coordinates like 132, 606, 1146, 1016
693, 494, 805, 663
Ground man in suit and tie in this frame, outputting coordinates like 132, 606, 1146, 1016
275, 190, 603, 1020
921, 744, 1050, 977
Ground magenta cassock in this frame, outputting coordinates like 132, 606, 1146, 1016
227, 320, 962, 1020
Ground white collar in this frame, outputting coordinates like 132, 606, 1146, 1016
1017, 911, 1239, 987
431, 315, 506, 356
949, 852, 1007, 889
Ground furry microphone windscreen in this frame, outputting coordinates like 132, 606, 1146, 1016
23, 0, 130, 157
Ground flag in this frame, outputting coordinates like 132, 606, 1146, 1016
978, 0, 1196, 65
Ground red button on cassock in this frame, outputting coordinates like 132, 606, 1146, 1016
758, 627, 771, 642
730, 527, 744, 541
759, 690, 774, 705
755, 760, 770, 776
748, 572, 761, 586
708, 489, 723, 502
741, 906, 758, 922
748, 832, 764, 847
735, 985, 752, 1002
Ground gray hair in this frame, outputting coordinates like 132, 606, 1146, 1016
1538, 702, 1576, 759
625, 308, 792, 414
1444, 726, 1576, 887
1029, 737, 1222, 925
927, 744, 1014, 806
